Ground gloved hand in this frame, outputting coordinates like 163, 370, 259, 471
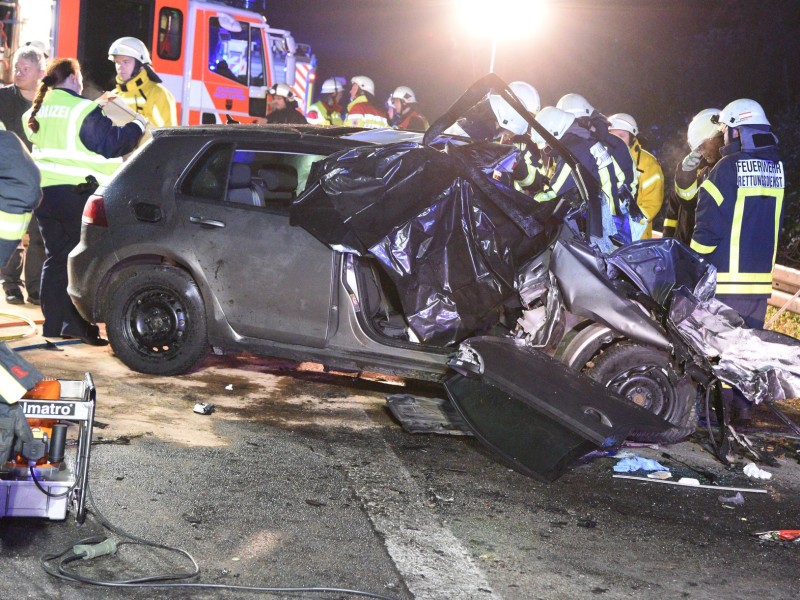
681, 149, 703, 172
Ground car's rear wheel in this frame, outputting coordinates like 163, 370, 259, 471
106, 265, 208, 375
586, 342, 697, 444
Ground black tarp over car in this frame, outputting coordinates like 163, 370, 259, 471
292, 141, 554, 345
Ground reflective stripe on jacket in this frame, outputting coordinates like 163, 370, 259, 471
307, 100, 343, 126
24, 89, 124, 187
345, 96, 388, 129
691, 133, 784, 296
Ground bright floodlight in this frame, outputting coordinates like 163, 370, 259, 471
457, 0, 547, 38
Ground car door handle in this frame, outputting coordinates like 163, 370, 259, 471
189, 216, 226, 228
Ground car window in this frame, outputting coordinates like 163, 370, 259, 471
180, 144, 234, 201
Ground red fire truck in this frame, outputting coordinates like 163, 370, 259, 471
0, 0, 317, 124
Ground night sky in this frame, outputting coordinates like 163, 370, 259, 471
266, 0, 799, 141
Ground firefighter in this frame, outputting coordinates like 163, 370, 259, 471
530, 106, 630, 249
608, 113, 665, 239
107, 36, 177, 127
662, 108, 723, 243
307, 77, 346, 126
344, 76, 388, 129
23, 58, 146, 345
557, 93, 640, 241
265, 83, 308, 124
692, 98, 784, 329
0, 44, 47, 305
388, 86, 429, 131
0, 123, 44, 461
506, 81, 548, 195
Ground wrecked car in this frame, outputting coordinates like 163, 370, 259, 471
68, 75, 800, 481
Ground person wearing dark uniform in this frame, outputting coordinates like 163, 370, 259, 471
691, 98, 785, 422
23, 58, 145, 345
264, 83, 308, 124
0, 44, 47, 305
663, 108, 722, 243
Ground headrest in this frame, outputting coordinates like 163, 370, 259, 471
258, 166, 297, 192
229, 163, 251, 187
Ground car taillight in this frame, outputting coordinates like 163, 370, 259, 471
82, 194, 108, 227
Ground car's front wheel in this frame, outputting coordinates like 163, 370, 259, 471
105, 265, 208, 375
586, 342, 697, 444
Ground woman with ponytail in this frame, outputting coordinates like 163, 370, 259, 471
23, 58, 146, 346
107, 37, 177, 127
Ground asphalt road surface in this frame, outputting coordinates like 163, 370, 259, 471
1, 301, 799, 599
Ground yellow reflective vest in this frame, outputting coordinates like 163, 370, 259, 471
23, 90, 123, 187
630, 139, 664, 239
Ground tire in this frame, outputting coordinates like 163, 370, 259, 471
586, 342, 697, 444
105, 265, 208, 376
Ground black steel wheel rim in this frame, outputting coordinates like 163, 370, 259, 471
607, 364, 678, 421
122, 286, 189, 359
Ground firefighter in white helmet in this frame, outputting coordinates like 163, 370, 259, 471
307, 77, 346, 126
344, 75, 388, 129
496, 81, 547, 195
608, 113, 664, 239
107, 36, 177, 127
388, 86, 428, 131
693, 98, 785, 424
265, 83, 307, 124
662, 108, 722, 243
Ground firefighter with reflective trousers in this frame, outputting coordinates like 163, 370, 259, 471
691, 98, 784, 330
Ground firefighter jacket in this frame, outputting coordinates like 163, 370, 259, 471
663, 159, 713, 243
581, 114, 638, 200
23, 89, 144, 187
265, 106, 308, 124
0, 131, 44, 406
114, 67, 177, 128
396, 108, 429, 132
307, 100, 344, 126
691, 127, 784, 297
510, 136, 548, 195
630, 139, 664, 239
344, 95, 389, 129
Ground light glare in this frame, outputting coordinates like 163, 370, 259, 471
457, 0, 547, 38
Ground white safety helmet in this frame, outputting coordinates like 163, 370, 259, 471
351, 75, 375, 96
607, 113, 639, 136
391, 85, 417, 104
716, 98, 770, 128
687, 108, 721, 150
530, 106, 576, 148
269, 83, 295, 100
320, 77, 346, 94
108, 36, 151, 64
508, 81, 541, 115
489, 94, 529, 136
556, 93, 594, 117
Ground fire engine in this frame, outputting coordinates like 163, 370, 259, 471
0, 0, 317, 124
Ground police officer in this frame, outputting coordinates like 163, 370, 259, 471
306, 77, 346, 126
23, 58, 146, 345
344, 76, 388, 129
663, 108, 723, 244
608, 113, 665, 239
264, 83, 308, 124
0, 44, 47, 305
108, 37, 177, 127
388, 86, 429, 131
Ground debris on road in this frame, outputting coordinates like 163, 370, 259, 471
613, 474, 768, 493
612, 456, 669, 473
386, 394, 472, 436
718, 492, 745, 506
743, 462, 773, 480
193, 402, 215, 415
225, 384, 233, 391
754, 530, 800, 542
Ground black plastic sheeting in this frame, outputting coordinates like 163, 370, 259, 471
292, 141, 553, 345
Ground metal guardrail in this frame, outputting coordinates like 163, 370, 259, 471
771, 264, 800, 316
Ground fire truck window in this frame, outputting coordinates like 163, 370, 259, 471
180, 144, 234, 202
249, 32, 265, 87
209, 17, 250, 85
157, 8, 183, 61
268, 35, 289, 84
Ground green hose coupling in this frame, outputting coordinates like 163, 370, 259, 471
73, 538, 118, 560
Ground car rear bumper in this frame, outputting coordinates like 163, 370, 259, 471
68, 225, 117, 322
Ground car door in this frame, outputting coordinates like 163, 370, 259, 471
175, 141, 337, 348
